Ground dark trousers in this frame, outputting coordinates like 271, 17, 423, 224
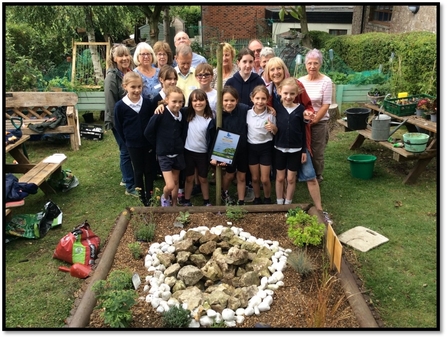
128, 146, 157, 199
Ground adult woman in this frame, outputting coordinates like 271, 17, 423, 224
264, 57, 323, 211
133, 42, 161, 100
298, 49, 333, 183
153, 41, 173, 68
211, 42, 238, 89
104, 44, 138, 197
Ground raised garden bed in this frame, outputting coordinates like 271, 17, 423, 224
65, 205, 381, 329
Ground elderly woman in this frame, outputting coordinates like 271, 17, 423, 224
104, 44, 138, 197
259, 46, 275, 82
298, 48, 333, 183
133, 42, 161, 100
153, 41, 173, 68
211, 42, 238, 89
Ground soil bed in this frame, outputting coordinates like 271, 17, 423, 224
84, 208, 364, 329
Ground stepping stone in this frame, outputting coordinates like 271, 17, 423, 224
338, 226, 389, 252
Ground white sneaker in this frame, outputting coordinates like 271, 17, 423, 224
161, 195, 171, 207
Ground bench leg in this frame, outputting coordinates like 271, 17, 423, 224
403, 157, 434, 184
349, 134, 366, 150
39, 167, 64, 195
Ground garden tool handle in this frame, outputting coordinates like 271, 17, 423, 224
388, 118, 408, 139
10, 117, 23, 130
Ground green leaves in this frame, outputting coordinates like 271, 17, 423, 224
286, 208, 325, 247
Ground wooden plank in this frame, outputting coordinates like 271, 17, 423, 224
5, 164, 35, 173
6, 92, 78, 107
19, 155, 66, 185
5, 135, 30, 153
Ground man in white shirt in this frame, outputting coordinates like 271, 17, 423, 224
174, 44, 199, 106
173, 31, 207, 68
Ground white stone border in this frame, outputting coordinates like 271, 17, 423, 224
140, 223, 292, 328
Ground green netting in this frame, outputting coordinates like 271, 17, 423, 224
276, 46, 389, 86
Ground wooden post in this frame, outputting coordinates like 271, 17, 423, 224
215, 43, 224, 205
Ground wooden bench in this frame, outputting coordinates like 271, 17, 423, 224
18, 155, 67, 195
5, 92, 80, 151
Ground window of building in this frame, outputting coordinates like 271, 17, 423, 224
329, 29, 348, 36
370, 5, 393, 23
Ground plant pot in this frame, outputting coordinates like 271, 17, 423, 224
429, 114, 437, 122
367, 94, 385, 105
415, 109, 425, 117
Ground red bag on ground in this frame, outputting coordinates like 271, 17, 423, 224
53, 221, 100, 266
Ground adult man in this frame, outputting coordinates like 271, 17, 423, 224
173, 30, 207, 68
174, 44, 199, 105
247, 39, 264, 75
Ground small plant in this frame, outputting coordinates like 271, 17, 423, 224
135, 222, 156, 242
226, 205, 248, 221
91, 270, 137, 328
305, 272, 351, 327
162, 305, 191, 328
175, 211, 190, 225
416, 97, 434, 113
210, 320, 227, 328
148, 187, 161, 207
287, 249, 315, 277
286, 208, 325, 247
128, 242, 142, 259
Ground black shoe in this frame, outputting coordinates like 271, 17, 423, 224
253, 197, 262, 205
237, 200, 245, 206
263, 197, 272, 204
317, 175, 324, 183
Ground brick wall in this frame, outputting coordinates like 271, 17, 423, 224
352, 5, 437, 35
201, 5, 268, 44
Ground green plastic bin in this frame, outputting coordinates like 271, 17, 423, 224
347, 154, 377, 180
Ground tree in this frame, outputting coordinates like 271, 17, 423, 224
6, 5, 139, 86
135, 5, 168, 46
279, 5, 312, 48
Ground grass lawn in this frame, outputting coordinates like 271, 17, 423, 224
3, 110, 439, 329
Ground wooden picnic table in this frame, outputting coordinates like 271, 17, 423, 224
337, 103, 437, 184
5, 135, 66, 195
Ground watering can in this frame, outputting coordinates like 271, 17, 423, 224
59, 263, 91, 279
371, 114, 408, 141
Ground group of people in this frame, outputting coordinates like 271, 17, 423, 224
104, 31, 333, 212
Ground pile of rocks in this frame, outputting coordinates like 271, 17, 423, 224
140, 224, 291, 327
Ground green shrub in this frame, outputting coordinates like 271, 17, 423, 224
286, 208, 325, 247
135, 223, 155, 242
162, 305, 191, 328
91, 270, 137, 328
128, 242, 142, 259
308, 30, 334, 50
226, 205, 248, 221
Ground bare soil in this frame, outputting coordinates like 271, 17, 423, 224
86, 211, 362, 329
